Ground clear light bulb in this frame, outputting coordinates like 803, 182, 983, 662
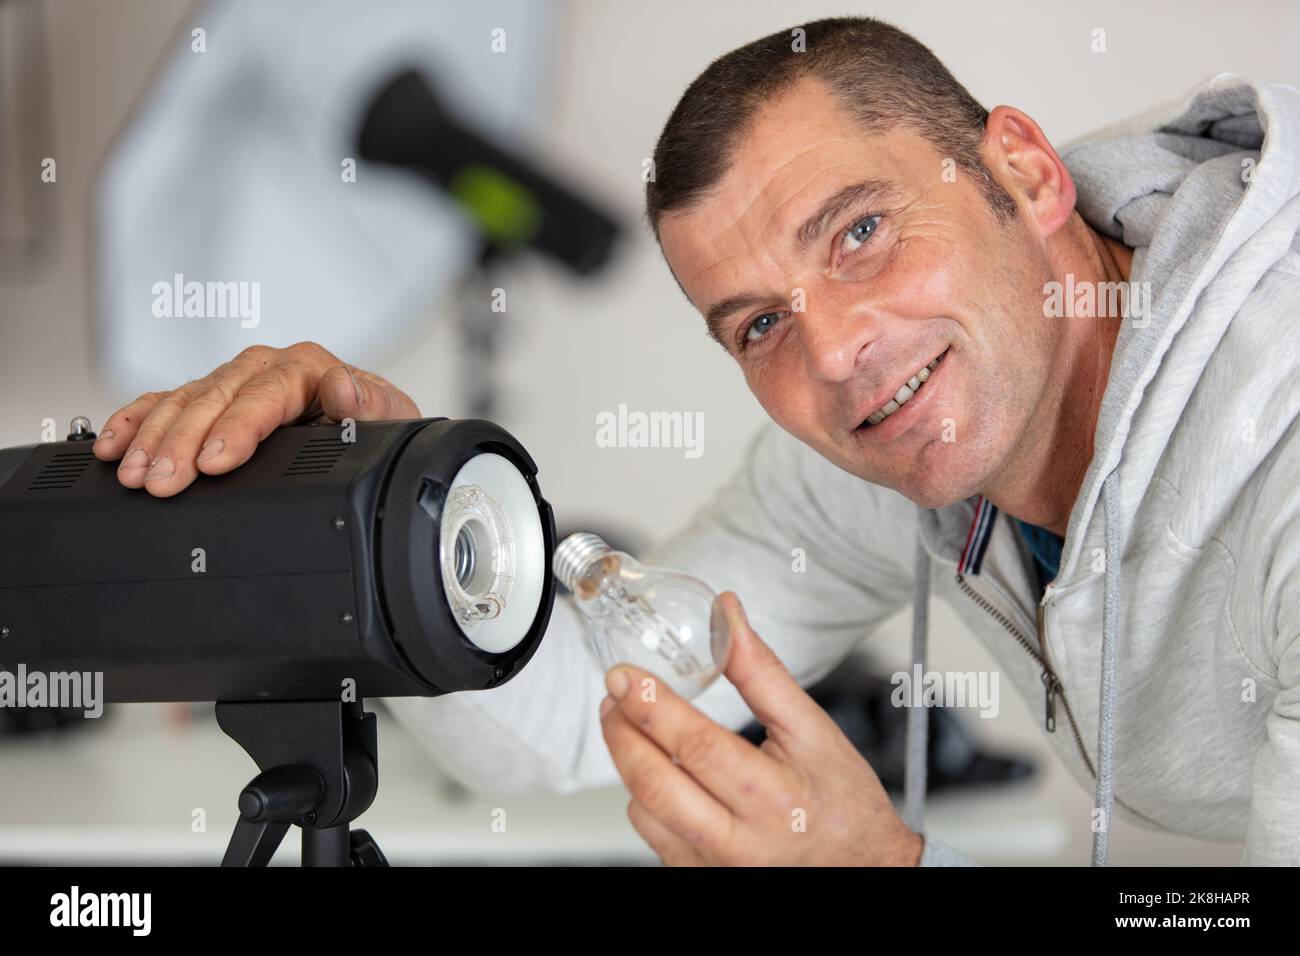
553, 533, 731, 700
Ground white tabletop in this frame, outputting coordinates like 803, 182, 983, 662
0, 701, 1067, 865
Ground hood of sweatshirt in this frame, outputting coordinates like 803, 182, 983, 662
911, 74, 1300, 864
1060, 74, 1300, 586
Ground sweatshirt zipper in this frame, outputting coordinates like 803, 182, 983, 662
955, 572, 1096, 778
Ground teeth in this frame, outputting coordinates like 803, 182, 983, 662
862, 351, 945, 428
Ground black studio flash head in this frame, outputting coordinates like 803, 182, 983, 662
0, 418, 557, 703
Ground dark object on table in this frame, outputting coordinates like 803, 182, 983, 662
740, 658, 1035, 794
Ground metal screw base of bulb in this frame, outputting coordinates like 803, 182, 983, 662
552, 532, 613, 592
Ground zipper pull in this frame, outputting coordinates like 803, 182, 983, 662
1040, 671, 1059, 733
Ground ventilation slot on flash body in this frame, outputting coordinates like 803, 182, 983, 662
28, 449, 96, 491
282, 436, 350, 477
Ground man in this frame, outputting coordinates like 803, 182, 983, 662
92, 18, 1299, 865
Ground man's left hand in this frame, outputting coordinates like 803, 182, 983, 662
600, 591, 924, 866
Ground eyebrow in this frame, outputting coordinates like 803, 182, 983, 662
701, 178, 899, 348
794, 178, 897, 252
705, 293, 770, 346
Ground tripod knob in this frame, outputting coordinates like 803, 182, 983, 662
238, 764, 326, 822
349, 829, 389, 867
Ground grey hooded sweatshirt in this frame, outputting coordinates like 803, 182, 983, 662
383, 75, 1300, 866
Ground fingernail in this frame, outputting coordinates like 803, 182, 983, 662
710, 597, 731, 642
600, 696, 615, 719
118, 448, 148, 471
197, 438, 224, 462
341, 365, 364, 406
711, 597, 734, 670
93, 429, 115, 443
606, 667, 630, 699
145, 456, 175, 481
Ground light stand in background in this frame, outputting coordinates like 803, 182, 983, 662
357, 67, 622, 422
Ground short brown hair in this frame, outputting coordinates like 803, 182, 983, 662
645, 17, 1017, 235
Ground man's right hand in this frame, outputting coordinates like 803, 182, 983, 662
92, 342, 421, 497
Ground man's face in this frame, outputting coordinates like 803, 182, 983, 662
659, 80, 1061, 508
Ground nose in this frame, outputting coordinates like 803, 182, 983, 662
798, 288, 883, 384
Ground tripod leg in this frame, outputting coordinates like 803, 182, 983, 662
302, 824, 350, 866
222, 816, 291, 867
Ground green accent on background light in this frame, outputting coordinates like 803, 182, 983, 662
448, 164, 541, 246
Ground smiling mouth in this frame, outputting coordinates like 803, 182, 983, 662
860, 348, 949, 428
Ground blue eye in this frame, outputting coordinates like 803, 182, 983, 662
743, 311, 784, 347
842, 215, 881, 254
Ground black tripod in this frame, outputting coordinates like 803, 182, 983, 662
217, 699, 388, 866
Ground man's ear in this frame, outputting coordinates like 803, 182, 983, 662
981, 105, 1077, 238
